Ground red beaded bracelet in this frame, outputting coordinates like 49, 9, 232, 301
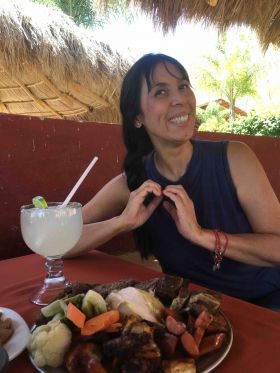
212, 229, 229, 271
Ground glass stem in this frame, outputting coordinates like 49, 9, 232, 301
44, 256, 66, 284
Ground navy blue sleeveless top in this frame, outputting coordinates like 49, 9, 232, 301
145, 139, 280, 301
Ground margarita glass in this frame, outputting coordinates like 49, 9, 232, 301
20, 202, 83, 305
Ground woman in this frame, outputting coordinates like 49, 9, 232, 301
69, 53, 280, 310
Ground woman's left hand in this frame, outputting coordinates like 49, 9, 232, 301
163, 185, 202, 243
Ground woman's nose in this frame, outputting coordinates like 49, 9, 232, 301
170, 91, 184, 106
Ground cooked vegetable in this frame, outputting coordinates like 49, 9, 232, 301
41, 299, 64, 318
28, 320, 72, 368
66, 303, 86, 329
41, 294, 84, 320
81, 289, 107, 318
81, 310, 120, 336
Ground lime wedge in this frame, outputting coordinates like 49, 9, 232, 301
32, 196, 48, 209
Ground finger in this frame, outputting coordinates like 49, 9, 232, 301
163, 189, 184, 205
163, 186, 190, 204
133, 186, 162, 202
138, 180, 162, 196
163, 201, 178, 222
146, 195, 163, 214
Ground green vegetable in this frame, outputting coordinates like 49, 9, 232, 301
41, 294, 84, 320
32, 196, 48, 208
81, 290, 107, 318
63, 294, 84, 309
41, 299, 64, 318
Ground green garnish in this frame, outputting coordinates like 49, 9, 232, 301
32, 196, 48, 208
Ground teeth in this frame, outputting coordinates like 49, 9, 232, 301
170, 115, 189, 123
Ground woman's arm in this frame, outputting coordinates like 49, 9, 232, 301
66, 174, 130, 257
163, 141, 280, 266
66, 175, 163, 257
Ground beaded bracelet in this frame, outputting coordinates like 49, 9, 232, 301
212, 229, 229, 271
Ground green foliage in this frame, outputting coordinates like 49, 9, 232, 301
199, 112, 280, 137
197, 102, 230, 133
31, 0, 97, 26
197, 33, 260, 120
56, 0, 97, 27
31, 0, 134, 27
230, 113, 280, 137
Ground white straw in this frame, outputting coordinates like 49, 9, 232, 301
61, 156, 98, 207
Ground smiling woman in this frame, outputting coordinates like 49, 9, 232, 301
68, 53, 280, 311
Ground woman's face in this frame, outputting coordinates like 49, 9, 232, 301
138, 62, 196, 147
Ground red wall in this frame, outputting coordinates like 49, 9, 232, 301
1, 113, 279, 259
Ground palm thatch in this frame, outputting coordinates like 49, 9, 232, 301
101, 0, 280, 50
0, 0, 131, 123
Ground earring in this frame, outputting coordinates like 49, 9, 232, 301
135, 120, 143, 128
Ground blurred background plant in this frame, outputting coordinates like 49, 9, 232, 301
195, 33, 260, 122
196, 102, 230, 132
32, 0, 132, 27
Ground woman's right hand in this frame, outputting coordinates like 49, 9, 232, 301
119, 180, 163, 231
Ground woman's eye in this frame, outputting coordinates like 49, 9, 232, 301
155, 89, 167, 97
179, 83, 189, 90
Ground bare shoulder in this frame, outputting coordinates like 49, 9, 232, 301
82, 173, 130, 223
226, 141, 265, 185
227, 141, 280, 232
227, 140, 258, 164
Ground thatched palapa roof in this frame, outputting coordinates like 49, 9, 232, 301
0, 1, 130, 123
103, 0, 280, 50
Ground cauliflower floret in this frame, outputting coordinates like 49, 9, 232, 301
28, 319, 72, 368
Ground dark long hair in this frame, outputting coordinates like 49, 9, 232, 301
120, 53, 190, 258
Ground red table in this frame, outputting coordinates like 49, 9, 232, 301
1, 251, 280, 372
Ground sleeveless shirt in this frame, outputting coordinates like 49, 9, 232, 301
145, 139, 280, 301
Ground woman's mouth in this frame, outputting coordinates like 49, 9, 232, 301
169, 114, 189, 124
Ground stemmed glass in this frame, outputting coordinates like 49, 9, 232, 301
20, 202, 83, 306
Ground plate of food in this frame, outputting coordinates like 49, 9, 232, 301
0, 307, 30, 361
28, 276, 233, 373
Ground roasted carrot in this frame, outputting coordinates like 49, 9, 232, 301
66, 302, 86, 328
81, 310, 120, 336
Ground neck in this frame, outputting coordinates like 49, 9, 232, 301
154, 141, 193, 181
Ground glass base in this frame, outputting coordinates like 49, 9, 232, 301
31, 256, 71, 306
30, 278, 71, 306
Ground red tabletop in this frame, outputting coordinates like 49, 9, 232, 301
1, 251, 280, 372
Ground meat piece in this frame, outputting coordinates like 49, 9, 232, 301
166, 316, 186, 336
187, 291, 221, 316
122, 357, 163, 373
199, 333, 226, 356
66, 342, 107, 373
206, 313, 229, 334
156, 332, 178, 359
103, 333, 151, 359
134, 278, 161, 292
194, 310, 214, 329
194, 310, 214, 346
154, 276, 186, 305
180, 331, 199, 358
162, 306, 183, 322
163, 358, 196, 373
